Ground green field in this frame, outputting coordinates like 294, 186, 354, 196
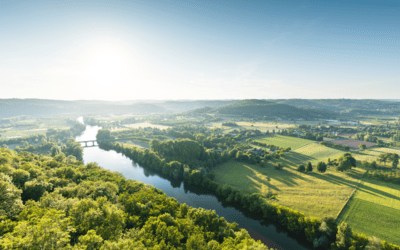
212, 159, 365, 219
0, 117, 72, 139
337, 179, 400, 245
254, 135, 314, 149
123, 122, 170, 130
211, 121, 297, 133
0, 128, 49, 138
236, 122, 296, 133
121, 140, 150, 148
351, 147, 400, 167
212, 142, 367, 218
284, 143, 345, 166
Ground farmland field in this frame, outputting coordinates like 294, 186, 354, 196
0, 128, 61, 138
284, 143, 346, 166
254, 135, 314, 149
120, 140, 149, 148
337, 179, 400, 245
235, 122, 296, 133
210, 121, 296, 133
326, 138, 376, 149
351, 147, 400, 167
212, 159, 365, 219
213, 120, 351, 133
0, 117, 72, 139
123, 122, 170, 130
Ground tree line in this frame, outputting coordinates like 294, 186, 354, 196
319, 141, 351, 151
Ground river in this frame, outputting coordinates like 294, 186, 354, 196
75, 118, 312, 250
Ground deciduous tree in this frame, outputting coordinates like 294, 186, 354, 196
317, 162, 327, 173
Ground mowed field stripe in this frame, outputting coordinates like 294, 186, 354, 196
337, 179, 400, 245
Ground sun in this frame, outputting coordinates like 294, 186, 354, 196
76, 39, 138, 87
71, 38, 159, 100
86, 41, 129, 83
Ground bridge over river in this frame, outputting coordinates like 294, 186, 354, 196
77, 138, 130, 147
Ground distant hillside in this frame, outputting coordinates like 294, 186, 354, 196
159, 100, 236, 111
215, 100, 336, 119
0, 99, 165, 118
0, 99, 237, 118
183, 107, 214, 115
271, 99, 400, 115
2, 98, 399, 119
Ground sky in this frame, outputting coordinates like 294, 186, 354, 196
0, 0, 399, 101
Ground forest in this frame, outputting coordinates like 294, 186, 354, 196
0, 148, 268, 249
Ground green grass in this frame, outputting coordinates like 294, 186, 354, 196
121, 140, 150, 149
254, 135, 314, 149
351, 147, 400, 167
212, 159, 365, 219
337, 179, 400, 245
0, 117, 71, 139
236, 122, 296, 133
211, 121, 298, 133
0, 128, 49, 138
123, 122, 170, 130
285, 143, 345, 165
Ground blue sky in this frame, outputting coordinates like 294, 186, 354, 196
0, 0, 399, 100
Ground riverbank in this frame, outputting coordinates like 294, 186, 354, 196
76, 122, 311, 249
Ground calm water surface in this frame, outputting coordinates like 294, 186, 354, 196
75, 119, 311, 250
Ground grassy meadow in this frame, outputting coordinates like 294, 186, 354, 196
212, 134, 400, 241
254, 135, 315, 150
210, 121, 298, 133
0, 117, 71, 139
235, 122, 296, 133
212, 158, 366, 219
337, 179, 400, 245
285, 143, 345, 165
351, 147, 400, 167
123, 122, 170, 130
120, 140, 150, 149
0, 128, 47, 138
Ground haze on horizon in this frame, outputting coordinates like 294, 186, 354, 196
1, 0, 399, 101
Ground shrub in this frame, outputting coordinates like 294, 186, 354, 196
274, 162, 284, 170
361, 160, 369, 168
297, 165, 306, 172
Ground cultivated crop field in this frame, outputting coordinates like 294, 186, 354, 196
213, 159, 365, 219
254, 135, 314, 149
337, 179, 400, 245
326, 138, 376, 149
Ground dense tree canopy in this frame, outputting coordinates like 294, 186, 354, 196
0, 148, 269, 249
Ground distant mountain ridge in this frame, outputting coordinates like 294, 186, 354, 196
0, 99, 165, 118
0, 99, 235, 118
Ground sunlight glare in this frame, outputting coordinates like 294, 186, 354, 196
84, 41, 131, 85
